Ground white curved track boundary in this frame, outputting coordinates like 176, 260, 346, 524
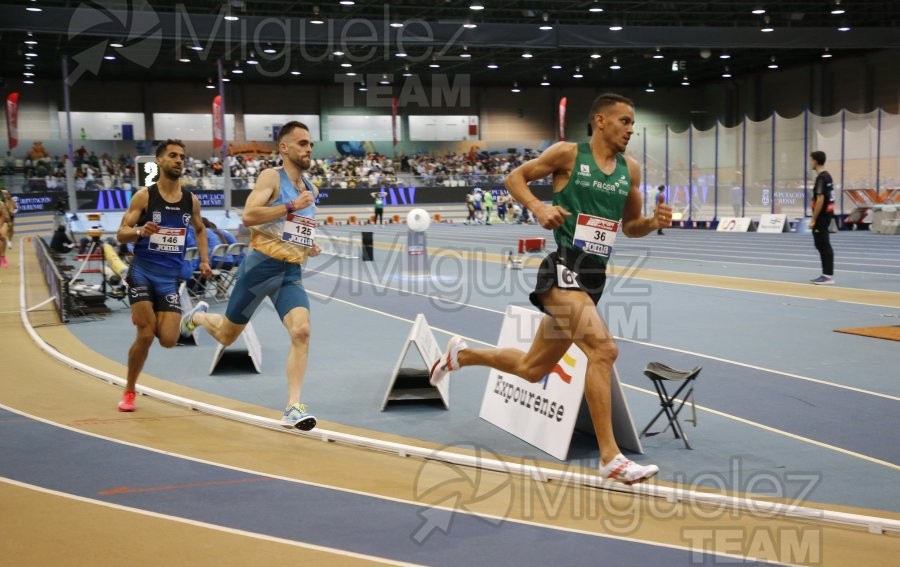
17, 244, 900, 536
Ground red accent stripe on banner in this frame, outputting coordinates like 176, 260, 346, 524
6, 92, 19, 150
558, 96, 567, 141
212, 95, 223, 149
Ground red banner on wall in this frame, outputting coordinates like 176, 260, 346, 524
212, 95, 223, 148
391, 97, 398, 147
558, 97, 567, 141
6, 92, 19, 150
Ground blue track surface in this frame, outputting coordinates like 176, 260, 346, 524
59, 224, 900, 513
0, 408, 777, 567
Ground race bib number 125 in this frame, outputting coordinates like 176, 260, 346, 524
282, 214, 316, 248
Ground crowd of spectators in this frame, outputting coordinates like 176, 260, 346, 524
4, 142, 546, 192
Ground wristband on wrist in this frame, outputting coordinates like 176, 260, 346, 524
285, 200, 295, 215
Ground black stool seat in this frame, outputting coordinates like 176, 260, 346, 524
644, 362, 702, 382
640, 362, 702, 449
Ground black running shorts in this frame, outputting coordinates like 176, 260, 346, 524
529, 248, 607, 314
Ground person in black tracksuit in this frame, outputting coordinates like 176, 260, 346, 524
809, 151, 835, 285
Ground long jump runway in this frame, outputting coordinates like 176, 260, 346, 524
3, 222, 899, 566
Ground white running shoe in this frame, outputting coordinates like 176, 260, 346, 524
179, 301, 209, 337
429, 336, 468, 387
599, 454, 659, 485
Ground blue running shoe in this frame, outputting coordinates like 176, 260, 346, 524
810, 275, 834, 285
281, 403, 317, 431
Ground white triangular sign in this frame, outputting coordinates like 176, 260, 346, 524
381, 313, 448, 410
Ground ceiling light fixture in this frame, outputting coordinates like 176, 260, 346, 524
589, 1, 603, 13
179, 57, 191, 63
469, 2, 485, 11
358, 81, 367, 92
821, 48, 833, 58
333, 50, 345, 56
551, 62, 562, 69
768, 56, 778, 69
109, 41, 123, 48
522, 51, 533, 58
719, 52, 731, 59
310, 6, 325, 24
761, 15, 774, 32
609, 56, 620, 70
837, 21, 851, 31
340, 0, 355, 5
511, 81, 520, 93
681, 76, 690, 86
830, 1, 845, 15
722, 66, 732, 78
752, 5, 766, 15
246, 52, 259, 64
486, 62, 498, 69
379, 73, 391, 85
291, 70, 301, 75
402, 65, 412, 77
540, 74, 550, 86
590, 52, 602, 59
572, 66, 583, 78
652, 48, 663, 59
539, 12, 553, 30
463, 21, 477, 29
645, 83, 655, 93
460, 46, 471, 58
609, 20, 623, 31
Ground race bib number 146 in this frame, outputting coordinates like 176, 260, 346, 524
148, 227, 186, 254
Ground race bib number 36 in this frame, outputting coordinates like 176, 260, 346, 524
148, 227, 186, 253
572, 214, 618, 259
282, 214, 316, 248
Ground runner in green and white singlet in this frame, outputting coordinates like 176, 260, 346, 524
429, 93, 673, 485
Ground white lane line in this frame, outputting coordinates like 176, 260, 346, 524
0, 408, 809, 564
15, 245, 900, 537
0, 476, 424, 567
